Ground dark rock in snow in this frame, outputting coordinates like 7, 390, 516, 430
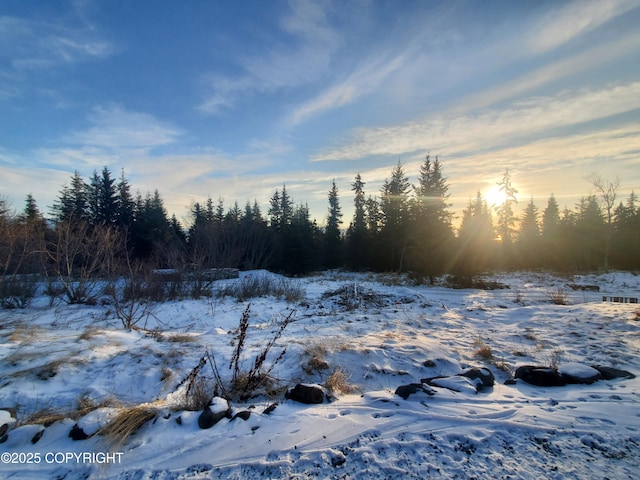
459, 367, 495, 389
515, 366, 566, 387
395, 383, 436, 399
198, 405, 231, 429
591, 365, 635, 380
69, 424, 89, 441
232, 410, 251, 421
559, 363, 602, 384
263, 403, 278, 415
286, 384, 325, 404
31, 429, 44, 444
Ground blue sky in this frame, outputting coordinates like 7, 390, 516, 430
1, 0, 639, 227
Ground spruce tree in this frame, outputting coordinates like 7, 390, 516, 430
495, 169, 518, 267
516, 198, 540, 268
346, 173, 369, 270
379, 161, 411, 271
410, 155, 453, 283
454, 192, 494, 285
324, 180, 343, 268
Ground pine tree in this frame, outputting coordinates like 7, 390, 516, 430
324, 180, 343, 268
410, 155, 454, 283
611, 192, 640, 268
454, 192, 494, 285
87, 166, 119, 227
346, 173, 369, 270
116, 169, 135, 230
516, 198, 540, 268
495, 169, 518, 267
575, 195, 605, 269
52, 171, 89, 222
379, 161, 411, 271
268, 189, 282, 231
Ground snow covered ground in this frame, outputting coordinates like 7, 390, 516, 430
1, 270, 639, 479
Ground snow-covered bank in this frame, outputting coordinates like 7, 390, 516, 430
1, 271, 639, 479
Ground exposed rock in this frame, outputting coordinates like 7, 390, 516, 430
423, 376, 479, 394
394, 383, 436, 400
285, 384, 325, 404
515, 366, 566, 387
559, 363, 602, 384
263, 403, 278, 415
31, 429, 44, 444
68, 424, 89, 441
232, 410, 251, 421
459, 367, 495, 389
198, 398, 231, 429
591, 365, 635, 380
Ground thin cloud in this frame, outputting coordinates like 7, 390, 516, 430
310, 82, 640, 162
0, 15, 114, 71
198, 0, 341, 115
526, 0, 639, 55
64, 105, 182, 151
289, 53, 406, 125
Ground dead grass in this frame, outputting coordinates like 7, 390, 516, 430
180, 376, 214, 411
77, 326, 102, 341
302, 344, 330, 373
547, 288, 568, 305
164, 333, 197, 343
98, 406, 157, 449
325, 368, 359, 395
19, 395, 121, 427
474, 338, 494, 361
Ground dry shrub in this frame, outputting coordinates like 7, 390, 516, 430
181, 376, 214, 411
547, 288, 568, 305
21, 409, 69, 428
165, 333, 197, 343
303, 344, 330, 374
20, 395, 120, 427
98, 406, 157, 449
325, 368, 359, 395
474, 339, 494, 361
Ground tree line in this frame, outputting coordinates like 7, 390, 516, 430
1, 157, 639, 291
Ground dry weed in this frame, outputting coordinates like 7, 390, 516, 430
474, 339, 494, 361
98, 406, 157, 449
303, 344, 330, 373
325, 368, 359, 395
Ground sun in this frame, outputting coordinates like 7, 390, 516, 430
485, 185, 508, 208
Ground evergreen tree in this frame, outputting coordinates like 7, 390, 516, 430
23, 194, 42, 223
87, 166, 119, 227
611, 192, 640, 268
574, 195, 605, 270
409, 155, 454, 283
268, 189, 282, 231
516, 198, 540, 268
379, 161, 411, 271
115, 169, 135, 230
541, 194, 561, 268
453, 192, 494, 285
346, 174, 369, 270
324, 180, 343, 268
52, 171, 89, 222
494, 169, 518, 267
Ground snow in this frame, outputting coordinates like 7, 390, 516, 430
1, 270, 639, 479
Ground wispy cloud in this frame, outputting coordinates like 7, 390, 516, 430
289, 53, 406, 125
198, 0, 342, 114
0, 15, 114, 71
311, 81, 640, 162
64, 105, 182, 151
526, 0, 639, 55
